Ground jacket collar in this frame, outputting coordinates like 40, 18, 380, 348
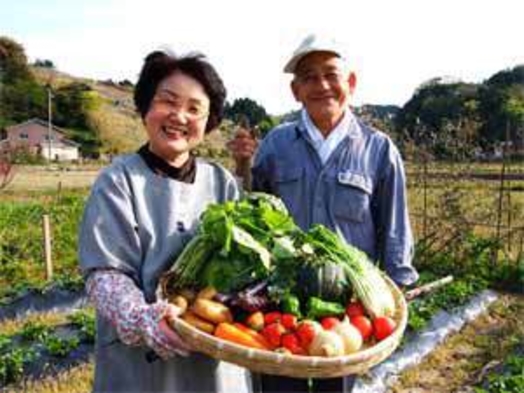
295, 108, 362, 140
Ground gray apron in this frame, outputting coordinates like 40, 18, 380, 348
79, 154, 239, 392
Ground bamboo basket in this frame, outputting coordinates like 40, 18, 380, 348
169, 276, 407, 378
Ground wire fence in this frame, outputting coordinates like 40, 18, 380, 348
408, 144, 524, 267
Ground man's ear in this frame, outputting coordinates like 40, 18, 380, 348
348, 72, 357, 94
291, 80, 300, 102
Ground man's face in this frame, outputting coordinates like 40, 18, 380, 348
291, 52, 355, 130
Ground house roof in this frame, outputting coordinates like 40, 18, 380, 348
6, 118, 66, 133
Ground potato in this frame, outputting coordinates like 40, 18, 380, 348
196, 286, 218, 300
181, 311, 216, 334
179, 288, 197, 302
168, 295, 188, 314
191, 298, 233, 324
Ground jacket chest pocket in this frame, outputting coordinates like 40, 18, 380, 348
275, 165, 303, 214
331, 171, 373, 223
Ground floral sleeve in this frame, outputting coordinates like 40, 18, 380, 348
86, 269, 179, 359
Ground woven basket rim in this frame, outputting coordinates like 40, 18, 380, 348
170, 275, 408, 378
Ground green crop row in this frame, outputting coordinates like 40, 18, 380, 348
0, 190, 87, 302
0, 309, 95, 386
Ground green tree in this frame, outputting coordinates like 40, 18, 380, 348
478, 66, 524, 146
33, 59, 55, 68
395, 78, 485, 158
0, 36, 47, 123
225, 97, 270, 128
53, 82, 94, 130
257, 116, 279, 137
0, 36, 32, 81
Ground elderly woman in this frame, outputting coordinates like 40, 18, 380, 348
79, 50, 238, 392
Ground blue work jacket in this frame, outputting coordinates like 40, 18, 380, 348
252, 113, 418, 286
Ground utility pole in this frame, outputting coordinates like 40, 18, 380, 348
0, 53, 4, 119
47, 85, 53, 162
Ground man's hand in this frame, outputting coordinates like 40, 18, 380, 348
227, 127, 258, 164
227, 127, 259, 190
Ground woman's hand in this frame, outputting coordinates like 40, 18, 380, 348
143, 303, 192, 360
86, 270, 191, 361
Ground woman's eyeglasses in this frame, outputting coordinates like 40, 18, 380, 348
152, 92, 209, 122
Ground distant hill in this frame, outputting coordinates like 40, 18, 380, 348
32, 67, 146, 155
32, 66, 240, 167
395, 64, 524, 158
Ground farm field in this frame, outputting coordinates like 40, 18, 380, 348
3, 165, 101, 193
0, 161, 523, 392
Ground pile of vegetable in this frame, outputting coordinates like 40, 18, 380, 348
161, 193, 399, 357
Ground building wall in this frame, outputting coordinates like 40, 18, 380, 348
40, 145, 79, 161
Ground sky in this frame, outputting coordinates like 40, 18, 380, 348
2, 0, 523, 115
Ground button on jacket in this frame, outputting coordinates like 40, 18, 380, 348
251, 112, 418, 286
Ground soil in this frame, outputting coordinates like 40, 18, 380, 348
389, 293, 524, 393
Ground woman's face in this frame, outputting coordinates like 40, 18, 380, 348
144, 71, 210, 166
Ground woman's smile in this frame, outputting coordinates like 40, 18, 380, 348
160, 125, 189, 140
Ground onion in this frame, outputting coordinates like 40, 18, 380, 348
308, 330, 345, 357
332, 317, 362, 354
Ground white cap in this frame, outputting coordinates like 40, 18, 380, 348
283, 34, 348, 74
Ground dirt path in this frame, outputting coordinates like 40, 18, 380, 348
389, 293, 524, 393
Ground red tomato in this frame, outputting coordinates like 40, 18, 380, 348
261, 322, 286, 348
296, 322, 317, 347
346, 301, 366, 318
264, 311, 282, 326
281, 313, 298, 330
320, 317, 340, 330
373, 317, 397, 341
350, 315, 373, 341
281, 332, 305, 354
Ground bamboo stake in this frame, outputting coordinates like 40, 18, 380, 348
42, 214, 53, 280
405, 275, 454, 301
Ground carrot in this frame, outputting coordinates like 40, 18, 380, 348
233, 322, 272, 349
214, 322, 270, 350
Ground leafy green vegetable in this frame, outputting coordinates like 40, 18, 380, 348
163, 192, 299, 296
200, 255, 263, 293
271, 236, 298, 260
162, 193, 392, 320
302, 225, 396, 318
231, 225, 271, 270
162, 234, 218, 294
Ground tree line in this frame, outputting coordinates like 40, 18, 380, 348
396, 68, 524, 159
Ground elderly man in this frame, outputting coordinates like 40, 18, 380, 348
230, 34, 418, 393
